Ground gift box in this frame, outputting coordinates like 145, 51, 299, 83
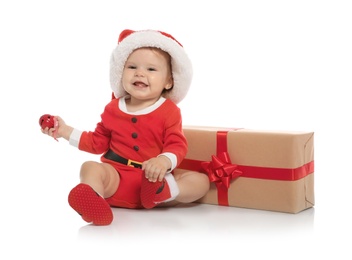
176, 126, 314, 213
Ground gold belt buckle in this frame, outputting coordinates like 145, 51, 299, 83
127, 159, 142, 168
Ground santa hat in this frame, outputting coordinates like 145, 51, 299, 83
110, 29, 193, 104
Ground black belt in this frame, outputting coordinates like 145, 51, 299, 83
103, 149, 142, 169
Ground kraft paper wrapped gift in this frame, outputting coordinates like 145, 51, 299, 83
176, 126, 314, 213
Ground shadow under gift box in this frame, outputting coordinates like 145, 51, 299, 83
175, 126, 314, 214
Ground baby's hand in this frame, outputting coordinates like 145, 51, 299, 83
142, 156, 171, 182
39, 115, 73, 142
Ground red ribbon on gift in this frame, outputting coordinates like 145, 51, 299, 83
178, 130, 314, 206
201, 152, 242, 188
201, 151, 242, 206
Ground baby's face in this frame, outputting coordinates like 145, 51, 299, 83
121, 48, 173, 102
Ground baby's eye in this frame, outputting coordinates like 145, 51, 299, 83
127, 65, 136, 69
148, 68, 156, 71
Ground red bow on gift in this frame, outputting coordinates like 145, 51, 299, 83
201, 152, 242, 188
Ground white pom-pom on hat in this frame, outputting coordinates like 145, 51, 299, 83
110, 29, 193, 104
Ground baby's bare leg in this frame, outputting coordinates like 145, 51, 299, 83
173, 169, 210, 203
79, 161, 120, 198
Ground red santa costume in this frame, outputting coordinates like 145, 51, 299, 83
68, 29, 193, 209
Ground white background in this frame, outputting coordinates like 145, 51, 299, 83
1, 0, 351, 259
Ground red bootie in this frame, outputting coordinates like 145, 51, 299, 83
140, 174, 179, 209
68, 184, 113, 225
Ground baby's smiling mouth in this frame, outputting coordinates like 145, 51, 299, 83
133, 81, 148, 88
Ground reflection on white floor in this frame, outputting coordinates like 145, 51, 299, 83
74, 203, 317, 259
78, 203, 315, 241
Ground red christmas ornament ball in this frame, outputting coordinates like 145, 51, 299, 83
39, 114, 55, 129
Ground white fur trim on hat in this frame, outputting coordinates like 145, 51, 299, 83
110, 29, 193, 104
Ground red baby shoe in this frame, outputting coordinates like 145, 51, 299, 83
68, 184, 113, 225
140, 175, 172, 209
